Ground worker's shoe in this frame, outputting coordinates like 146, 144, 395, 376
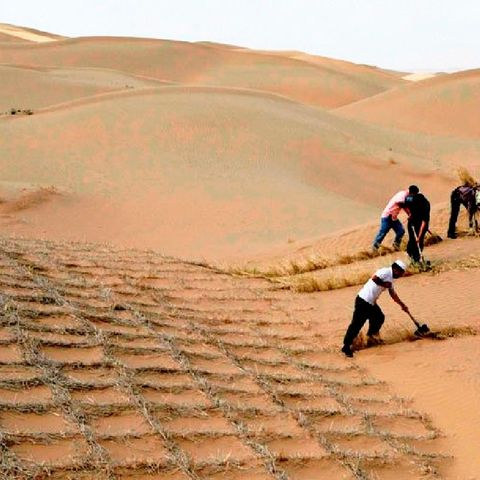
366, 334, 384, 347
372, 243, 380, 252
447, 232, 457, 239
392, 242, 401, 251
341, 345, 354, 358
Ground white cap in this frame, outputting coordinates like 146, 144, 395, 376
393, 259, 407, 271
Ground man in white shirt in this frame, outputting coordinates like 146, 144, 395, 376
341, 260, 409, 357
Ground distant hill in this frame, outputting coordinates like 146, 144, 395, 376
0, 35, 404, 109
336, 69, 480, 138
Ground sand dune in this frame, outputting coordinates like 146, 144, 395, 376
249, 48, 405, 83
0, 64, 169, 112
337, 69, 480, 138
0, 23, 61, 43
1, 26, 479, 262
0, 32, 24, 43
0, 85, 461, 260
1, 23, 480, 479
402, 72, 437, 82
0, 36, 404, 109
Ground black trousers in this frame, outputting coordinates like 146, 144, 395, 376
407, 220, 428, 262
448, 189, 477, 236
343, 296, 385, 347
448, 190, 461, 237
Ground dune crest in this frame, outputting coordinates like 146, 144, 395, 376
337, 69, 480, 138
0, 23, 61, 43
0, 35, 405, 109
402, 72, 437, 82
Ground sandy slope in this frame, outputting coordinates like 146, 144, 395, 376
0, 234, 479, 478
1, 235, 479, 479
0, 23, 61, 43
336, 69, 480, 138
403, 72, 437, 82
0, 85, 464, 260
360, 337, 480, 479
1, 23, 480, 479
0, 65, 170, 112
0, 36, 404, 109
310, 238, 480, 479
247, 48, 405, 83
1, 26, 480, 262
0, 32, 24, 43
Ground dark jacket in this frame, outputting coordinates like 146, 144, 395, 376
454, 185, 479, 213
405, 193, 430, 224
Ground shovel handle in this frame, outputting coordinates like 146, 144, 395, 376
406, 310, 421, 328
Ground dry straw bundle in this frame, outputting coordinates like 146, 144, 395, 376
457, 166, 478, 187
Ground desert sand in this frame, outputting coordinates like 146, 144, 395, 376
1, 23, 480, 479
403, 72, 437, 82
0, 23, 61, 43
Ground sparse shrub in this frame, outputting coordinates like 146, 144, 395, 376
9, 108, 34, 116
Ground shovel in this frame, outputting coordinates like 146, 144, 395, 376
411, 228, 431, 270
405, 310, 430, 336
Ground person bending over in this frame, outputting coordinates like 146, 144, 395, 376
372, 185, 419, 251
341, 260, 409, 357
404, 191, 430, 263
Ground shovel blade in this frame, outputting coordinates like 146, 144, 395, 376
414, 324, 430, 336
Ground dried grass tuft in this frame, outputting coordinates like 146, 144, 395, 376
457, 166, 478, 187
293, 270, 372, 293
227, 246, 396, 281
423, 231, 443, 247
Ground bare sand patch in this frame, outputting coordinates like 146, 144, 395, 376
90, 410, 153, 437
358, 336, 480, 479
0, 385, 53, 406
11, 437, 90, 467
40, 345, 104, 365
99, 435, 169, 466
0, 410, 78, 435
0, 344, 23, 363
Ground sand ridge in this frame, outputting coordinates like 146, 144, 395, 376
402, 72, 437, 82
0, 23, 61, 43
336, 69, 480, 138
0, 81, 470, 260
1, 25, 479, 260
0, 35, 405, 109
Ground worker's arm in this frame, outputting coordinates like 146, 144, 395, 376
417, 220, 427, 242
388, 287, 409, 312
399, 201, 411, 218
372, 275, 392, 289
